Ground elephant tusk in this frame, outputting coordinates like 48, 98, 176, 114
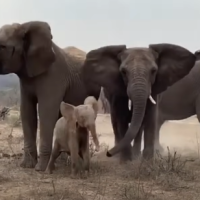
149, 95, 156, 104
128, 99, 131, 110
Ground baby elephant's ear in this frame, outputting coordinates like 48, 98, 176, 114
60, 102, 75, 119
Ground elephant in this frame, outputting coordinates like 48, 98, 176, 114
0, 21, 101, 171
151, 59, 200, 152
46, 97, 100, 176
63, 46, 86, 60
131, 59, 200, 154
81, 44, 196, 162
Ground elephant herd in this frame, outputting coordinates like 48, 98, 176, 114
0, 20, 199, 172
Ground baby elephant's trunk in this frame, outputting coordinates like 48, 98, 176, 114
84, 96, 98, 119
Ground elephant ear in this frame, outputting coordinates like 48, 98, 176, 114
150, 43, 196, 94
60, 101, 75, 120
20, 21, 56, 77
81, 45, 127, 95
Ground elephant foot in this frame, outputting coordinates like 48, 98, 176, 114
35, 156, 50, 172
81, 170, 89, 179
58, 152, 68, 161
132, 151, 141, 160
20, 151, 37, 168
142, 147, 154, 160
155, 144, 165, 154
119, 147, 133, 163
132, 145, 142, 160
45, 163, 55, 174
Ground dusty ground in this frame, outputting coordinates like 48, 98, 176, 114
0, 111, 200, 200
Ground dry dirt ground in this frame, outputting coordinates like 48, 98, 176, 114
0, 111, 200, 200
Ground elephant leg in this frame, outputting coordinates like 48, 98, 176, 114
104, 90, 120, 145
195, 94, 200, 123
132, 125, 144, 159
35, 98, 62, 171
20, 92, 38, 168
143, 101, 157, 160
154, 117, 165, 153
81, 129, 90, 175
69, 138, 80, 179
46, 142, 61, 174
195, 95, 200, 155
109, 109, 132, 162
110, 108, 121, 145
105, 90, 132, 162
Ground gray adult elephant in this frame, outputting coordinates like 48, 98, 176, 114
63, 46, 86, 60
0, 21, 101, 171
132, 59, 200, 155
81, 44, 196, 162
151, 59, 200, 152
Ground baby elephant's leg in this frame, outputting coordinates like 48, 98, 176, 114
80, 128, 90, 175
69, 138, 80, 179
46, 142, 60, 174
82, 142, 90, 173
88, 124, 100, 152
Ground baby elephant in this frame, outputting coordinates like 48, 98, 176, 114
46, 96, 100, 178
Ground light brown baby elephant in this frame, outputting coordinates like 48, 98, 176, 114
46, 96, 100, 178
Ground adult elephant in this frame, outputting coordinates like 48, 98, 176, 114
81, 44, 196, 162
0, 21, 101, 171
151, 60, 200, 153
63, 46, 86, 60
132, 59, 200, 155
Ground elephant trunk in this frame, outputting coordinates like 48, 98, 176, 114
107, 80, 148, 156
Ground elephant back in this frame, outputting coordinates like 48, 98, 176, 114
63, 46, 86, 62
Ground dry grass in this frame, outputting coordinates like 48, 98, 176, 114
0, 111, 200, 200
6, 113, 21, 128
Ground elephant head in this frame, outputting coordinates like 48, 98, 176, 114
0, 21, 55, 77
82, 44, 196, 156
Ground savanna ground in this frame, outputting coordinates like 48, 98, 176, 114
0, 109, 200, 200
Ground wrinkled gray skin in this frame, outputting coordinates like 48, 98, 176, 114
63, 46, 86, 60
139, 60, 200, 153
134, 57, 200, 154
81, 44, 196, 162
0, 21, 100, 171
